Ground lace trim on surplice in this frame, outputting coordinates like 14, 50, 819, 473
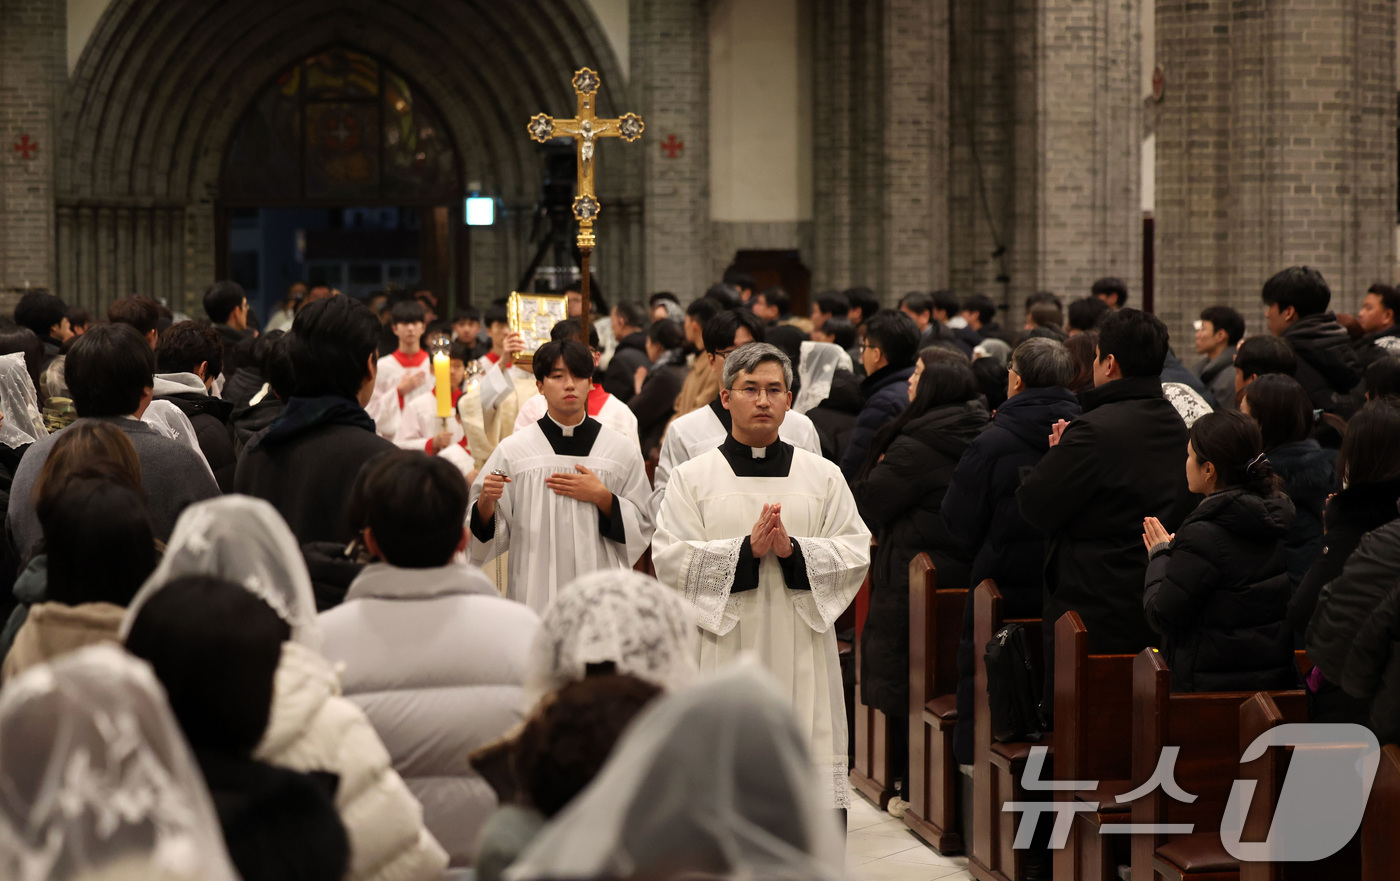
790, 536, 849, 634
683, 537, 745, 635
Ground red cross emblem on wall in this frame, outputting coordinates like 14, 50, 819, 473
660, 134, 684, 159
13, 135, 38, 160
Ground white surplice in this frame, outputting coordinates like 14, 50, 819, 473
468, 415, 654, 614
652, 437, 872, 808
513, 386, 639, 444
366, 351, 435, 442
651, 398, 822, 517
396, 388, 466, 453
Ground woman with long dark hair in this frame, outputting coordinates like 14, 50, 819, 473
1142, 410, 1297, 692
851, 349, 988, 814
1242, 373, 1336, 585
1294, 397, 1400, 724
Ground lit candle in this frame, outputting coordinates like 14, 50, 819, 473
433, 351, 452, 418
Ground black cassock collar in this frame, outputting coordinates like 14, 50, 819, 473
536, 413, 602, 456
719, 433, 794, 477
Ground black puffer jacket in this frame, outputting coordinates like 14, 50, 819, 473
1290, 479, 1400, 639
1266, 439, 1336, 587
806, 369, 863, 465
1353, 324, 1400, 372
158, 390, 238, 492
1281, 313, 1361, 415
840, 364, 916, 479
1307, 518, 1400, 744
1144, 488, 1298, 693
602, 332, 649, 404
852, 400, 989, 714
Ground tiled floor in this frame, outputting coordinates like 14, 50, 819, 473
847, 794, 972, 881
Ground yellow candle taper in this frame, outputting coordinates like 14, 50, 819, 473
433, 351, 452, 419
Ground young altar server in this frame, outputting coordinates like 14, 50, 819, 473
652, 342, 872, 810
468, 338, 653, 613
652, 310, 821, 514
366, 299, 433, 441
396, 341, 477, 480
513, 319, 639, 444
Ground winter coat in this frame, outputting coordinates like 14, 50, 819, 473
1, 600, 125, 681
217, 324, 257, 373
943, 386, 1082, 607
603, 332, 649, 404
154, 373, 238, 492
1281, 313, 1362, 415
1192, 350, 1237, 411
1290, 479, 1400, 639
1353, 324, 1400, 371
9, 417, 220, 560
1266, 440, 1336, 587
254, 640, 449, 881
197, 750, 350, 881
1306, 518, 1400, 744
236, 395, 397, 545
0, 554, 44, 664
852, 400, 989, 714
230, 387, 285, 457
319, 562, 539, 868
221, 366, 267, 409
806, 369, 863, 465
944, 386, 1079, 763
1143, 488, 1298, 692
630, 357, 688, 457
840, 364, 916, 480
302, 541, 368, 612
1161, 350, 1217, 410
1018, 376, 1195, 661
671, 355, 719, 420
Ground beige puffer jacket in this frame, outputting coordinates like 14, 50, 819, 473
255, 641, 449, 881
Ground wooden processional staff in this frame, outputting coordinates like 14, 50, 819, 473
528, 68, 644, 343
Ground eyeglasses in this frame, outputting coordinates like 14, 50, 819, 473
714, 347, 739, 359
857, 342, 880, 353
729, 387, 787, 401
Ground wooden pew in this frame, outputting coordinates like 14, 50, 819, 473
905, 553, 968, 853
1362, 744, 1400, 881
969, 580, 1048, 881
1053, 612, 1136, 881
1132, 649, 1306, 881
850, 571, 898, 807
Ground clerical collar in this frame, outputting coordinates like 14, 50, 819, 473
720, 434, 794, 477
547, 411, 587, 437
537, 412, 602, 456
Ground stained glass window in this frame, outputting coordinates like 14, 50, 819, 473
222, 49, 460, 204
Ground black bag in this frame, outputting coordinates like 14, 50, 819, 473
984, 622, 1045, 743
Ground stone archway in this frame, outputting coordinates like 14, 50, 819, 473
54, 0, 642, 314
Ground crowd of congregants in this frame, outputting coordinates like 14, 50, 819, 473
0, 260, 1397, 881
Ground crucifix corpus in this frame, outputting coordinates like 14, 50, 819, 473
528, 67, 644, 343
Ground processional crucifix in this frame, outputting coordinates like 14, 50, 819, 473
528, 68, 644, 342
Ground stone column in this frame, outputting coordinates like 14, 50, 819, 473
1155, 0, 1396, 341
1035, 0, 1143, 302
0, 0, 65, 310
630, 0, 711, 300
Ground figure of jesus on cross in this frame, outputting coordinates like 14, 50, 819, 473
528, 68, 644, 341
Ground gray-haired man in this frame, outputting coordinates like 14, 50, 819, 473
653, 342, 872, 819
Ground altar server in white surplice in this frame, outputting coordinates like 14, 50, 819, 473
652, 310, 821, 518
653, 342, 871, 809
468, 338, 653, 613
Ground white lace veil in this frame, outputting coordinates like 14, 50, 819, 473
793, 341, 853, 415
119, 496, 321, 650
0, 352, 47, 449
140, 401, 215, 481
525, 570, 699, 703
505, 662, 847, 881
0, 645, 238, 881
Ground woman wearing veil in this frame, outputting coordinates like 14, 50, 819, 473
118, 496, 450, 881
504, 663, 848, 881
0, 644, 240, 881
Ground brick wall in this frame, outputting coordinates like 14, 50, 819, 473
1155, 0, 1397, 343
630, 0, 711, 301
0, 0, 65, 309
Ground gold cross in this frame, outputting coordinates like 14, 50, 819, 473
528, 68, 644, 250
